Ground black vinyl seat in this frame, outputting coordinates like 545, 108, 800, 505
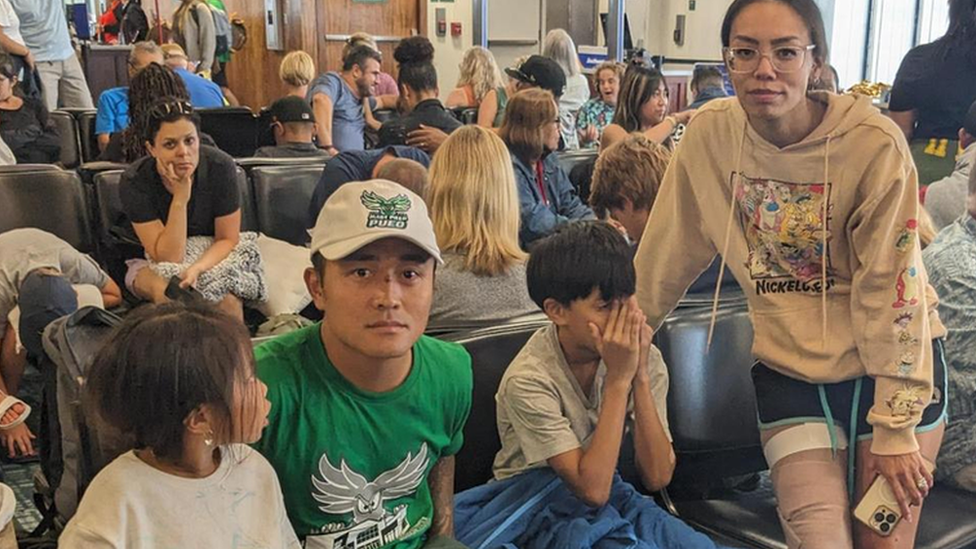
553, 148, 598, 174
196, 107, 259, 158
656, 302, 976, 549
76, 110, 101, 163
249, 165, 323, 245
50, 110, 81, 169
441, 320, 550, 492
451, 107, 478, 125
0, 166, 94, 252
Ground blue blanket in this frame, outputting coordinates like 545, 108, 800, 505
455, 469, 729, 549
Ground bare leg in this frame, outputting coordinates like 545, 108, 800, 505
216, 294, 243, 322
132, 268, 170, 304
762, 424, 855, 549
0, 324, 26, 396
221, 87, 240, 106
854, 422, 945, 549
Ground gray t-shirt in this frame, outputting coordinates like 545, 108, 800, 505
7, 0, 72, 62
307, 72, 376, 153
0, 228, 108, 334
492, 323, 671, 480
429, 252, 538, 329
925, 144, 975, 231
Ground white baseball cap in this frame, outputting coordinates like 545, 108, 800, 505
309, 179, 442, 264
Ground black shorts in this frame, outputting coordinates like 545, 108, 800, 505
752, 339, 947, 442
212, 66, 229, 88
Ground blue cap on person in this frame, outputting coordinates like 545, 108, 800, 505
18, 270, 79, 359
309, 179, 443, 264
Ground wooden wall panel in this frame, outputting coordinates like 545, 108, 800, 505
219, 0, 423, 110
221, 0, 319, 110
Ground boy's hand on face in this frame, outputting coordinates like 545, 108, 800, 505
588, 297, 643, 389
635, 323, 654, 385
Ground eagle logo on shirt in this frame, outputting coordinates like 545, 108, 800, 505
361, 191, 412, 230
311, 443, 429, 525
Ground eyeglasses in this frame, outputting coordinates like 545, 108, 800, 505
150, 100, 194, 118
723, 44, 816, 74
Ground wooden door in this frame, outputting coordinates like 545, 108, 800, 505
318, 0, 425, 80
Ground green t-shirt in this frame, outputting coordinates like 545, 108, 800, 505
254, 324, 473, 548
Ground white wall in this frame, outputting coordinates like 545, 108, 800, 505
597, 0, 729, 61
427, 0, 474, 100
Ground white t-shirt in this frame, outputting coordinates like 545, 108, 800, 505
0, 0, 24, 48
60, 445, 301, 549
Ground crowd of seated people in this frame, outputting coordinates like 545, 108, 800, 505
4, 0, 976, 548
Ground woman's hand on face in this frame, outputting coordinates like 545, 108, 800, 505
159, 159, 193, 203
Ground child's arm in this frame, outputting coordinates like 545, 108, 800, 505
631, 324, 676, 491
547, 299, 643, 507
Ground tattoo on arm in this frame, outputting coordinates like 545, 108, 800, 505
427, 456, 455, 539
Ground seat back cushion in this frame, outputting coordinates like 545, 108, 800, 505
250, 165, 323, 245
445, 321, 549, 492
50, 110, 81, 168
0, 168, 94, 252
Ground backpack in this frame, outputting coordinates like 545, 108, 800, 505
33, 307, 132, 533
121, 0, 149, 44
191, 1, 232, 58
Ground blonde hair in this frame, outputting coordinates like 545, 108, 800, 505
279, 50, 315, 87
428, 126, 526, 276
342, 32, 380, 58
456, 46, 504, 104
590, 134, 672, 214
542, 28, 582, 77
160, 43, 186, 59
594, 61, 626, 81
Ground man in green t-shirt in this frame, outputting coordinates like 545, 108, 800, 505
254, 179, 473, 549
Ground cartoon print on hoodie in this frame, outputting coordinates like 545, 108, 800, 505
734, 176, 833, 287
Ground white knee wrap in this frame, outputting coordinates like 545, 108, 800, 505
763, 423, 849, 469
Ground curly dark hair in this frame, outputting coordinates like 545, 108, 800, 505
123, 63, 190, 162
393, 36, 434, 65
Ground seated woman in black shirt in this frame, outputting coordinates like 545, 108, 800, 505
374, 36, 462, 147
0, 52, 60, 164
888, 0, 976, 185
120, 98, 264, 320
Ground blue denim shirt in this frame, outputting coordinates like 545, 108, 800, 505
923, 214, 976, 482
511, 150, 594, 247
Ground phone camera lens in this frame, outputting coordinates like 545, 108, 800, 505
880, 522, 891, 533
874, 512, 885, 522
886, 514, 897, 524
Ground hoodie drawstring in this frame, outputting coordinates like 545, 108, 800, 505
707, 118, 749, 350
821, 136, 832, 350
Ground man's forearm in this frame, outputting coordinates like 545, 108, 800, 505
427, 456, 455, 538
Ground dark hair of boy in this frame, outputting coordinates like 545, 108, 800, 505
342, 45, 382, 72
85, 301, 252, 461
526, 221, 635, 309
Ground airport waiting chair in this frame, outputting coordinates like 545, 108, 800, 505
0, 166, 94, 253
249, 165, 323, 246
50, 110, 82, 169
196, 107, 259, 158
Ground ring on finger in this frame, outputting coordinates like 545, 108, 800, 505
916, 477, 929, 490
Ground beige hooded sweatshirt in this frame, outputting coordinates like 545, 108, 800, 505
635, 92, 946, 456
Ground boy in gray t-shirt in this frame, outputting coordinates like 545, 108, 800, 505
0, 228, 121, 457
493, 221, 674, 503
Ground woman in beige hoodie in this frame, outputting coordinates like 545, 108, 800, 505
635, 1, 946, 548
